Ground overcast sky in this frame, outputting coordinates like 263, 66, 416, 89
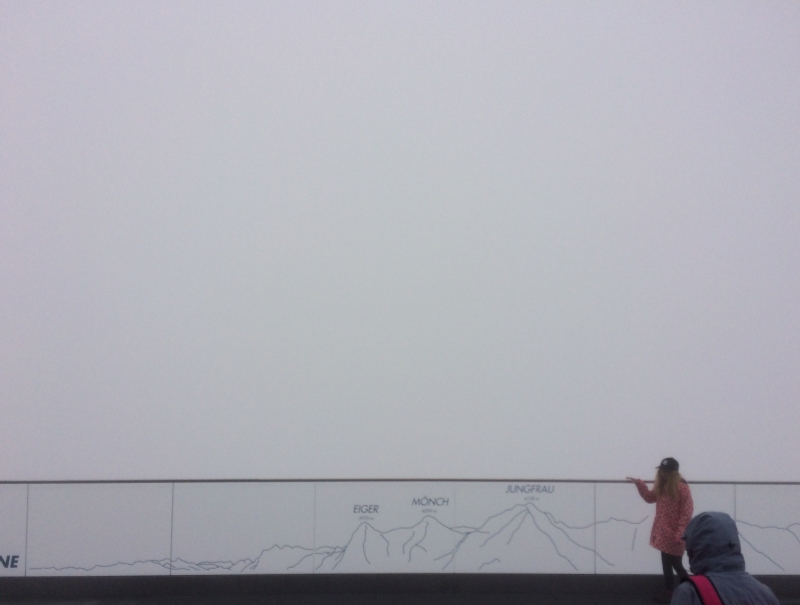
1, 1, 799, 481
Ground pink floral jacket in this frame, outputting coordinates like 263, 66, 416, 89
634, 479, 693, 556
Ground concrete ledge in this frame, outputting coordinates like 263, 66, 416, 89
0, 574, 797, 600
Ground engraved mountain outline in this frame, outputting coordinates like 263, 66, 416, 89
30, 502, 649, 575
736, 520, 800, 573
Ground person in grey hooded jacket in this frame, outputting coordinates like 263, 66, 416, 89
670, 511, 779, 605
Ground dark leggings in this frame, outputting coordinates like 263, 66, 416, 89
661, 551, 688, 590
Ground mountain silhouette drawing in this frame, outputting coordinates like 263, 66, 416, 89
30, 503, 651, 575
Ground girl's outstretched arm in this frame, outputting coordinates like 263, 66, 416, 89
627, 477, 657, 503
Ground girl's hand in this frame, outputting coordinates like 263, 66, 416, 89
626, 477, 639, 483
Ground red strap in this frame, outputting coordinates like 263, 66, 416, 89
688, 575, 724, 605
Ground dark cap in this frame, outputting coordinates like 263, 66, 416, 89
657, 457, 679, 472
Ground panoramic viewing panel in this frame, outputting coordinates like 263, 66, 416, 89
170, 482, 316, 575
25, 483, 173, 576
0, 480, 795, 578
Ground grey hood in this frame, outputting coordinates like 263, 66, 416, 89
684, 511, 745, 574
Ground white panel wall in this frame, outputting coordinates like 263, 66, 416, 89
26, 483, 172, 576
0, 485, 27, 577
594, 483, 654, 574
314, 481, 457, 573
736, 484, 800, 575
1, 481, 796, 577
691, 484, 736, 520
171, 482, 315, 574
451, 482, 595, 574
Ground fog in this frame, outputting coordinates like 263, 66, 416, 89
1, 1, 798, 481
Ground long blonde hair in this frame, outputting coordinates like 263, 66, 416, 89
653, 469, 683, 501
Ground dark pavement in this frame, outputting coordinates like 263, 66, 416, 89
3, 595, 800, 605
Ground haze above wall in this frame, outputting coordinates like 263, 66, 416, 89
1, 1, 798, 481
